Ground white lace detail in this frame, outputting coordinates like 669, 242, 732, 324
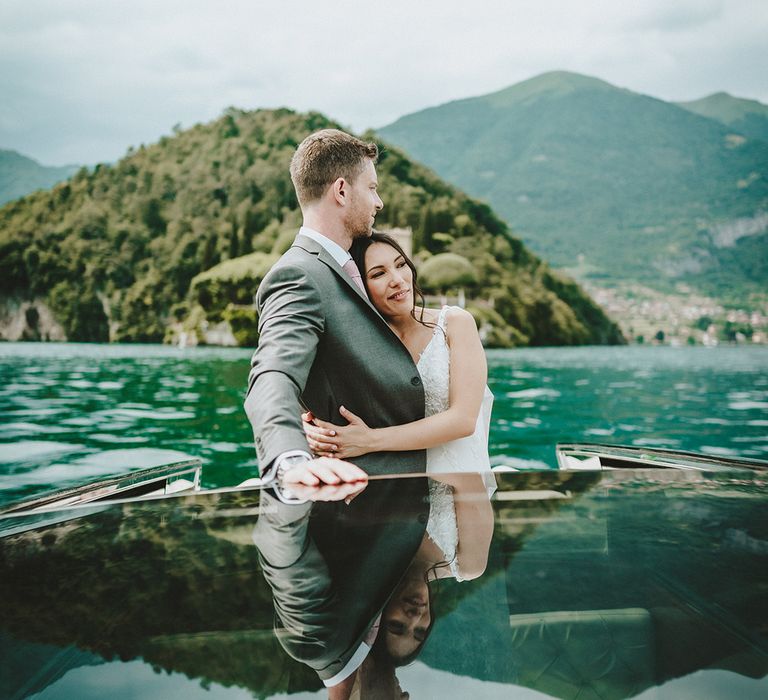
419, 306, 496, 581
417, 307, 494, 476
417, 306, 451, 418
426, 479, 461, 580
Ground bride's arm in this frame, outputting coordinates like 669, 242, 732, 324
417, 472, 494, 581
450, 473, 494, 580
304, 308, 487, 458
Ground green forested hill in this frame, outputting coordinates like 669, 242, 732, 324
0, 149, 78, 206
378, 72, 768, 303
677, 92, 768, 144
0, 108, 622, 346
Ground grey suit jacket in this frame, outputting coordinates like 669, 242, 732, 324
245, 233, 426, 477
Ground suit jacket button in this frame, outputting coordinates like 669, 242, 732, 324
418, 513, 428, 524
411, 376, 422, 386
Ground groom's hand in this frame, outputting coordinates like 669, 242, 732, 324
281, 456, 368, 503
285, 478, 367, 503
282, 456, 367, 485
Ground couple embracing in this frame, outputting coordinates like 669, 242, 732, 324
245, 128, 494, 579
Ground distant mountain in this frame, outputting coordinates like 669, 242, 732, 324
378, 71, 768, 303
0, 149, 79, 205
0, 108, 622, 346
677, 92, 768, 144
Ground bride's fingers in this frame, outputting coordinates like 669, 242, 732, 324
306, 432, 338, 449
307, 434, 338, 452
312, 417, 341, 433
339, 405, 363, 423
303, 423, 336, 442
304, 422, 337, 438
312, 449, 335, 458
309, 444, 335, 458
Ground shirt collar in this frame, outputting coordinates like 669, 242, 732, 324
322, 640, 371, 688
299, 226, 351, 267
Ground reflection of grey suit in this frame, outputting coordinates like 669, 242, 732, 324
253, 478, 428, 681
246, 232, 426, 476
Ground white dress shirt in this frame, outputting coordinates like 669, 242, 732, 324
299, 225, 352, 266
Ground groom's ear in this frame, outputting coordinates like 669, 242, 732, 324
332, 177, 347, 206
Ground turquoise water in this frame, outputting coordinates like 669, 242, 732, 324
0, 343, 766, 506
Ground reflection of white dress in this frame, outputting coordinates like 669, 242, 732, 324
417, 306, 495, 580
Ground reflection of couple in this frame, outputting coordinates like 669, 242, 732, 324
253, 474, 493, 698
245, 128, 495, 694
244, 127, 493, 500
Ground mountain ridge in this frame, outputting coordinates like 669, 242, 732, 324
378, 72, 768, 305
0, 149, 79, 206
676, 91, 768, 144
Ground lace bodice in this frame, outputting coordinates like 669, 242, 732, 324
417, 307, 494, 477
417, 307, 451, 418
426, 479, 461, 580
418, 306, 495, 581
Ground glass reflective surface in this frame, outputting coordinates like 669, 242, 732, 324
1, 467, 766, 699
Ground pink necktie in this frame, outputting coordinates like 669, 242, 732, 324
342, 259, 368, 299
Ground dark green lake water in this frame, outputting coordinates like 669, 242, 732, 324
1, 343, 766, 506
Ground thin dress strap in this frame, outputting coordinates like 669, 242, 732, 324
437, 305, 450, 330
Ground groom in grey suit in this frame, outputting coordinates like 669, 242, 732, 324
245, 129, 426, 488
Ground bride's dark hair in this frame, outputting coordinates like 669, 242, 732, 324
350, 231, 435, 329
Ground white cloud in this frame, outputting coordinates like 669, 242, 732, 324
1, 0, 766, 164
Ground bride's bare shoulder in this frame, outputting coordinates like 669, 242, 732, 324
441, 307, 481, 351
444, 305, 474, 320
444, 306, 478, 332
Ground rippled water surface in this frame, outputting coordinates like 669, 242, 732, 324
1, 343, 766, 505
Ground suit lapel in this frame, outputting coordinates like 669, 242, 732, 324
292, 234, 386, 322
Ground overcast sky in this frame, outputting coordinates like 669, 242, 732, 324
2, 0, 766, 166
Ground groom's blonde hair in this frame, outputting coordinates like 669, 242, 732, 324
290, 129, 378, 207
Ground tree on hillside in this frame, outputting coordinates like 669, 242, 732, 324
0, 108, 623, 347
419, 253, 477, 293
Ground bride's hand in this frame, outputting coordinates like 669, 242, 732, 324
301, 406, 374, 459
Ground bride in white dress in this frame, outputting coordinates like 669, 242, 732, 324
303, 231, 495, 582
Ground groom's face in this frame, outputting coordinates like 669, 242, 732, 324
344, 158, 383, 239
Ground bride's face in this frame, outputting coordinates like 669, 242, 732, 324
381, 572, 431, 660
363, 242, 414, 317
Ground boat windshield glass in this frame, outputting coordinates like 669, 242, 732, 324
1, 467, 766, 699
